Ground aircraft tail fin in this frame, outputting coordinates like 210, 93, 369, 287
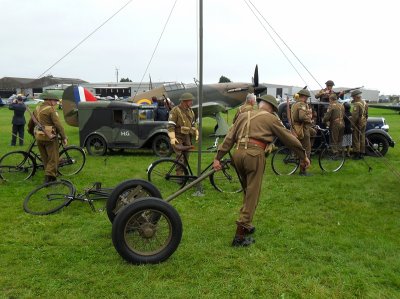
62, 85, 97, 127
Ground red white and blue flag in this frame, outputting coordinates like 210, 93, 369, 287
72, 86, 97, 104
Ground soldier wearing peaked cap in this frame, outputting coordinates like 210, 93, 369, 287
232, 93, 256, 124
350, 89, 368, 159
167, 93, 198, 175
291, 89, 313, 175
28, 92, 68, 183
213, 95, 309, 247
322, 93, 345, 155
315, 80, 344, 102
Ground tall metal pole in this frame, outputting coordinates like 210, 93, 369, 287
195, 0, 204, 195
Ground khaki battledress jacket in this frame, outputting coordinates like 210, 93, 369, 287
232, 103, 254, 124
216, 109, 306, 228
291, 101, 313, 157
322, 101, 345, 153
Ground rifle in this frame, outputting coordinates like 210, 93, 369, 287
334, 86, 364, 96
26, 106, 56, 140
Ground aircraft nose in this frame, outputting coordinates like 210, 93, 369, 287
254, 84, 267, 95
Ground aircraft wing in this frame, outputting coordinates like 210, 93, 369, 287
369, 104, 400, 111
191, 102, 228, 116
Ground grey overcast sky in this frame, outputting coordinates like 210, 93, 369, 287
1, 0, 399, 94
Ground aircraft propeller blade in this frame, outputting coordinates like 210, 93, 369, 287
253, 64, 259, 87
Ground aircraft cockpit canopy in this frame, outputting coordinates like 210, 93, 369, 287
163, 82, 185, 91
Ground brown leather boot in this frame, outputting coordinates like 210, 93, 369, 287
231, 223, 255, 247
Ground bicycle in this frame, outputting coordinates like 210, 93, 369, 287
0, 138, 86, 182
23, 179, 112, 215
271, 126, 345, 175
146, 137, 243, 197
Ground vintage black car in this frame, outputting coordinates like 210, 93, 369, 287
277, 100, 395, 156
78, 101, 173, 157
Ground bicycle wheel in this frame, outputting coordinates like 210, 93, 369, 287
271, 146, 300, 175
209, 159, 243, 193
23, 180, 75, 215
319, 147, 345, 172
0, 151, 36, 181
58, 146, 86, 176
147, 158, 189, 197
112, 197, 182, 264
107, 179, 162, 223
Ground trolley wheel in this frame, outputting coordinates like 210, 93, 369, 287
209, 159, 243, 193
0, 151, 36, 181
106, 179, 162, 223
112, 197, 182, 265
86, 134, 107, 156
147, 158, 189, 197
23, 180, 75, 215
271, 146, 300, 175
58, 146, 86, 176
318, 148, 345, 172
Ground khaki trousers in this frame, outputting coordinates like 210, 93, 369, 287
330, 123, 344, 154
173, 133, 191, 175
37, 139, 59, 177
299, 128, 311, 159
233, 144, 266, 229
352, 124, 366, 154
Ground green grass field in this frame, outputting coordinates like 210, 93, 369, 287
0, 105, 399, 298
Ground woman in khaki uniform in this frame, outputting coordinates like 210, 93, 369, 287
28, 92, 68, 182
213, 95, 309, 247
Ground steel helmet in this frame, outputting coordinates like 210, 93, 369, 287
325, 80, 335, 86
179, 92, 195, 101
40, 91, 60, 101
297, 89, 311, 97
256, 95, 278, 112
351, 89, 362, 97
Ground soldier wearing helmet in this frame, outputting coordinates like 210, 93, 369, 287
232, 93, 256, 123
27, 91, 68, 183
213, 94, 309, 247
290, 89, 313, 175
167, 92, 198, 175
322, 94, 345, 155
315, 80, 344, 102
350, 89, 368, 159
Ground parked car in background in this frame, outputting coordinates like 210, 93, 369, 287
277, 100, 395, 156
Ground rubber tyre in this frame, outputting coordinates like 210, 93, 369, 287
0, 151, 36, 181
366, 134, 389, 157
152, 134, 173, 157
147, 158, 189, 197
318, 148, 345, 172
23, 180, 75, 215
271, 146, 300, 175
58, 146, 86, 176
107, 179, 162, 223
209, 159, 243, 193
112, 197, 182, 264
86, 135, 107, 156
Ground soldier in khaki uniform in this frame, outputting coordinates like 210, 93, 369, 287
232, 93, 256, 123
291, 89, 313, 176
213, 95, 309, 247
167, 93, 198, 175
315, 80, 344, 102
350, 89, 368, 159
28, 92, 68, 182
322, 93, 345, 154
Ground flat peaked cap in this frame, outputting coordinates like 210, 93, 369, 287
179, 93, 195, 101
40, 92, 60, 100
256, 94, 278, 111
351, 89, 362, 97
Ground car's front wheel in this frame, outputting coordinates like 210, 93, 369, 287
366, 134, 389, 157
